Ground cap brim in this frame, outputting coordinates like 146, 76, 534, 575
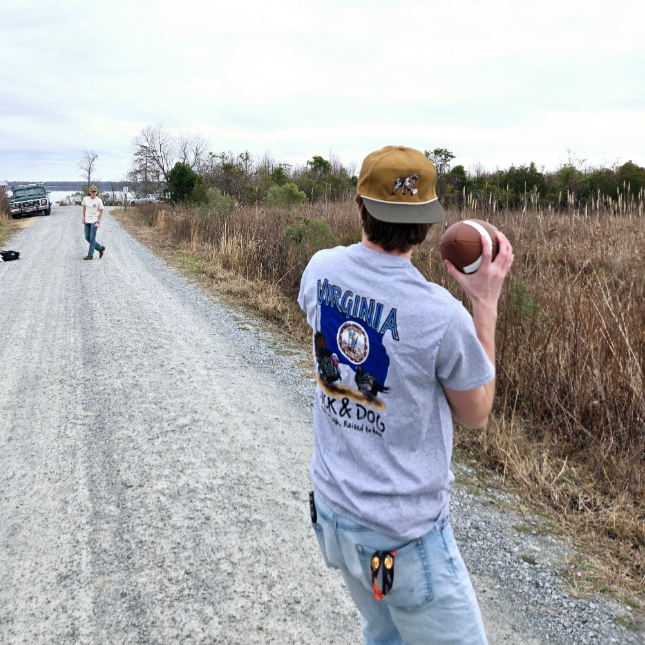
361, 196, 445, 224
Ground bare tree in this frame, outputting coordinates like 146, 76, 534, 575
176, 133, 210, 171
131, 149, 152, 194
126, 166, 143, 197
78, 150, 99, 189
132, 124, 175, 180
256, 151, 276, 176
237, 150, 252, 175
471, 161, 485, 179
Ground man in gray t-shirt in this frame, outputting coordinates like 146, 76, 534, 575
298, 146, 514, 645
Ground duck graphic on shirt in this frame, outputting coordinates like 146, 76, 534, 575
355, 366, 389, 400
314, 332, 341, 385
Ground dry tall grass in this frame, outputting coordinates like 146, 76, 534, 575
132, 200, 644, 596
0, 191, 10, 220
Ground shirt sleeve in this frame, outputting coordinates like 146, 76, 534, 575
298, 258, 312, 316
298, 255, 319, 330
436, 303, 495, 391
297, 273, 307, 314
98, 199, 104, 209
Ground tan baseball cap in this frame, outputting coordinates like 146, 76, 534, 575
357, 146, 445, 224
89, 185, 98, 193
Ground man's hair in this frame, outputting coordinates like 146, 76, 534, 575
356, 196, 432, 253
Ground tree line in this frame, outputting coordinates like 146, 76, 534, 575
429, 148, 645, 212
127, 124, 357, 207
127, 125, 645, 211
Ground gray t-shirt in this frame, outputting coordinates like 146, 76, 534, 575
298, 243, 494, 540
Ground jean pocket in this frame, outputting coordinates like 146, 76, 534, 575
356, 539, 434, 612
312, 522, 338, 570
438, 520, 465, 584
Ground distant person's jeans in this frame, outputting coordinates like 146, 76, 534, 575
311, 492, 488, 645
84, 222, 103, 257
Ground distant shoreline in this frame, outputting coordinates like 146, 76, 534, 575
3, 181, 130, 191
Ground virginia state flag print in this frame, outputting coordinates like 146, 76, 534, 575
316, 278, 398, 406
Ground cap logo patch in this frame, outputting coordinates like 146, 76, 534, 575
391, 173, 419, 196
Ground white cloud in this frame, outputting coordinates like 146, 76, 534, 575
0, 0, 643, 178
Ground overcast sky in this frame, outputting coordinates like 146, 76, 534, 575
1, 0, 643, 180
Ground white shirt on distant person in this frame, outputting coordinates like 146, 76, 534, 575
82, 196, 103, 223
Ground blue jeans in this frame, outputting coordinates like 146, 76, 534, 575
84, 222, 103, 257
312, 492, 488, 645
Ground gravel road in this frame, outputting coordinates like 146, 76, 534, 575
0, 206, 641, 644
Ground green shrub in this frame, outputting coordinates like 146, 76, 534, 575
617, 161, 645, 192
167, 162, 200, 202
284, 218, 336, 253
206, 187, 236, 216
270, 166, 289, 186
266, 182, 306, 210
197, 187, 236, 221
190, 178, 209, 204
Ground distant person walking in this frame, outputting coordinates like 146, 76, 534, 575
82, 185, 106, 260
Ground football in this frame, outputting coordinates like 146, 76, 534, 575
440, 219, 500, 274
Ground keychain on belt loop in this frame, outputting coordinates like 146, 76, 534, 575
370, 550, 396, 600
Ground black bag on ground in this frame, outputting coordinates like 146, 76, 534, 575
0, 250, 20, 261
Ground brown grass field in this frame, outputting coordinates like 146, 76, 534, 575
120, 199, 644, 603
0, 192, 20, 247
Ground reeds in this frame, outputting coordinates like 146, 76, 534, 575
0, 191, 10, 219
460, 183, 644, 219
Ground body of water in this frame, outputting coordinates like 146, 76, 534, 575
47, 190, 131, 204
48, 191, 75, 203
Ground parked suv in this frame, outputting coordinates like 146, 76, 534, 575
10, 184, 52, 218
